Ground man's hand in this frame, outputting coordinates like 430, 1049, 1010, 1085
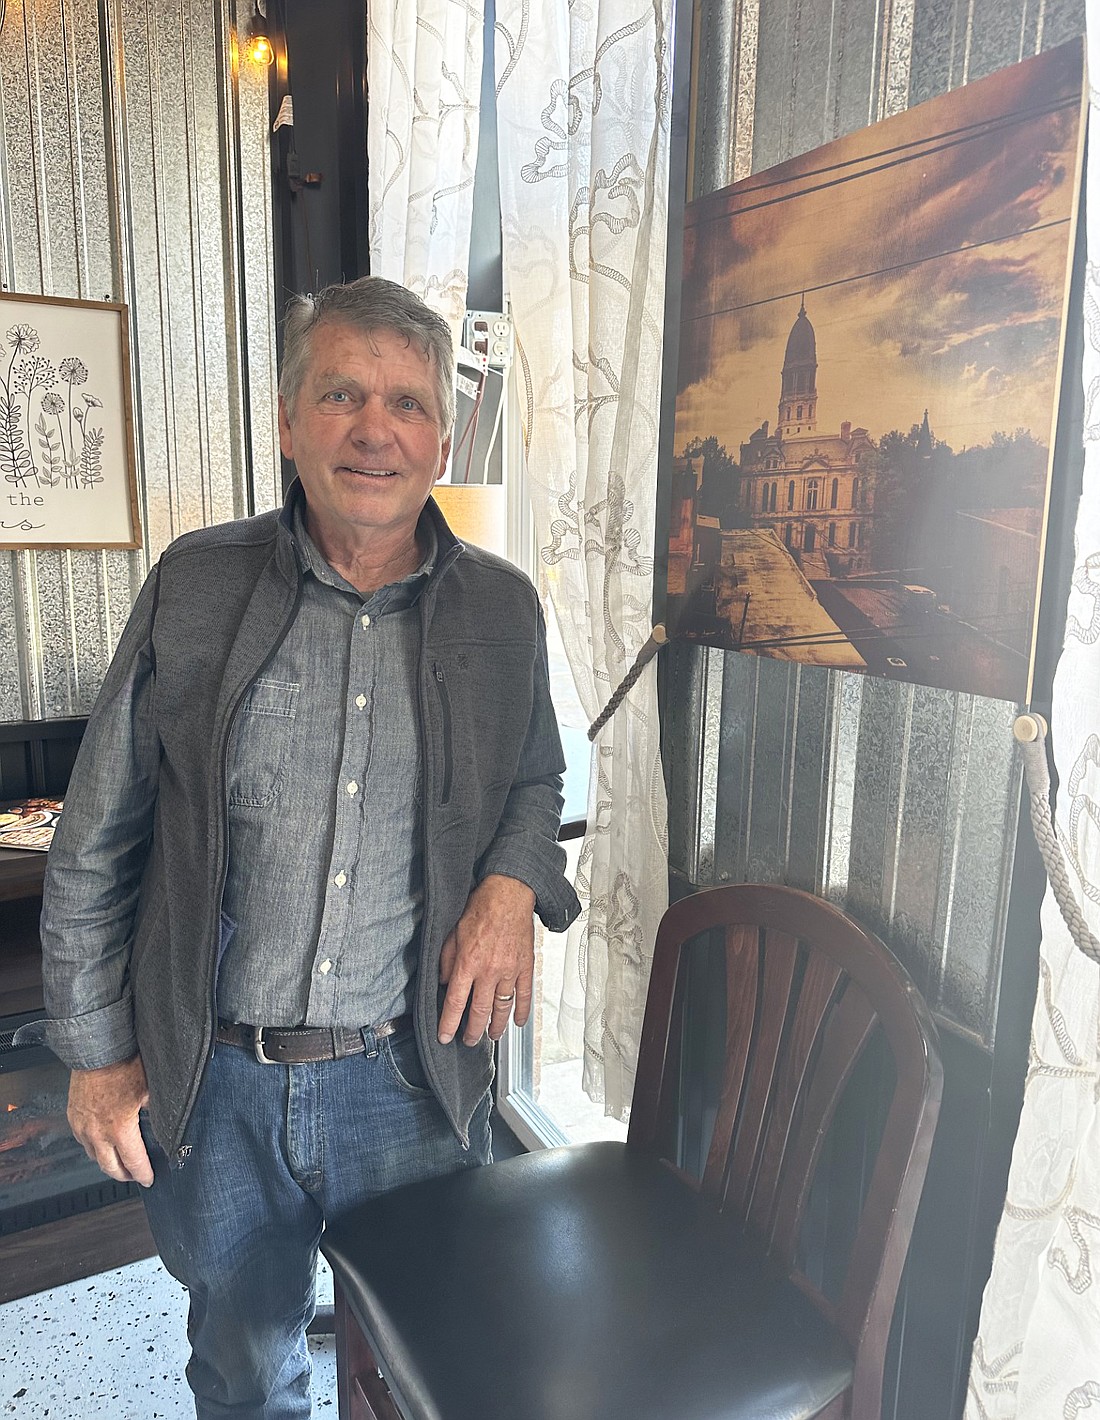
438, 874, 536, 1046
67, 1054, 154, 1187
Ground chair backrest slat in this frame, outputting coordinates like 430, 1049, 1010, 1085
722, 929, 798, 1216
770, 979, 878, 1258
745, 948, 844, 1236
700, 923, 759, 1201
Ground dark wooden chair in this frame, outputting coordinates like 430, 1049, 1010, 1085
321, 884, 942, 1420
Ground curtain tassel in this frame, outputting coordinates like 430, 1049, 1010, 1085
588, 624, 669, 741
1014, 712, 1100, 967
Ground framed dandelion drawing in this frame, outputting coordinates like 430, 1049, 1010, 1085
0, 291, 140, 550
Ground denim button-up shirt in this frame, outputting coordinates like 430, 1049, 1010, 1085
216, 509, 434, 1029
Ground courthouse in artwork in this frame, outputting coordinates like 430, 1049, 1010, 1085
733, 298, 880, 577
665, 40, 1085, 701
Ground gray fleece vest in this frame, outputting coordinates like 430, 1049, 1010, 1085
125, 489, 576, 1153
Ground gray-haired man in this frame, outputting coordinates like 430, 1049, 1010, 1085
33, 276, 580, 1418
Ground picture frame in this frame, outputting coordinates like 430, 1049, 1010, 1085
0, 291, 141, 550
661, 39, 1086, 703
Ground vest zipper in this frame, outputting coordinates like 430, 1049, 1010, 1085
173, 567, 305, 1155
433, 662, 453, 806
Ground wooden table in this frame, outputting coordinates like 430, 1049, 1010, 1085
0, 847, 46, 903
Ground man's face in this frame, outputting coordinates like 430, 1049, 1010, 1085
278, 322, 451, 551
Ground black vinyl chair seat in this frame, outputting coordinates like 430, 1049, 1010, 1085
321, 1139, 853, 1420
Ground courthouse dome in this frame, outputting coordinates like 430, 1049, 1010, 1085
783, 298, 816, 368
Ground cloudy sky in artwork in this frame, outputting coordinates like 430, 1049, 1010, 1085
673, 41, 1084, 457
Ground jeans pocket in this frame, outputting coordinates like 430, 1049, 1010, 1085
380, 1029, 434, 1097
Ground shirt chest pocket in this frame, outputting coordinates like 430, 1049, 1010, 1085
228, 677, 300, 809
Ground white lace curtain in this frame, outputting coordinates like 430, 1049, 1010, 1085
365, 0, 672, 1116
365, 0, 485, 339
965, 26, 1100, 1417
495, 1, 672, 1118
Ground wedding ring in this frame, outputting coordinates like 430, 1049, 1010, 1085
495, 992, 516, 1002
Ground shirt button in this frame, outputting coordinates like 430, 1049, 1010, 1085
346, 781, 359, 796
355, 694, 367, 709
318, 959, 333, 975
334, 872, 347, 887
361, 613, 371, 628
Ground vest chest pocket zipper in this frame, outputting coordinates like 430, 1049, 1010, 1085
433, 663, 453, 806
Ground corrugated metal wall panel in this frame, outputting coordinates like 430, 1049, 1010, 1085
0, 0, 278, 722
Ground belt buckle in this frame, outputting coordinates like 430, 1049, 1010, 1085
253, 1026, 278, 1064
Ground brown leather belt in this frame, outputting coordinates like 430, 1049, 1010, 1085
216, 1015, 412, 1065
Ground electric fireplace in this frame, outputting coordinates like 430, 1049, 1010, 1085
0, 849, 156, 1302
0, 1010, 138, 1238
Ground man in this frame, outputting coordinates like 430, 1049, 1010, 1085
29, 276, 580, 1418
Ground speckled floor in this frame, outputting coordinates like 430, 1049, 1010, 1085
0, 1254, 337, 1418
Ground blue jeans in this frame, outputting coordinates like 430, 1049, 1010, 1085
140, 1024, 492, 1420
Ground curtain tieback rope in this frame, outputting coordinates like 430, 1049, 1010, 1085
588, 624, 669, 741
1014, 713, 1100, 967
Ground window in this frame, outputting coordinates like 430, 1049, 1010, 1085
830, 477, 838, 509
498, 836, 628, 1149
473, 354, 610, 1147
769, 481, 778, 512
498, 593, 612, 1148
804, 523, 816, 552
787, 480, 795, 510
784, 522, 793, 548
848, 522, 856, 547
852, 477, 860, 508
828, 522, 836, 547
806, 479, 819, 511
796, 404, 803, 420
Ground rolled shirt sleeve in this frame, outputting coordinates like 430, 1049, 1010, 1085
476, 605, 581, 934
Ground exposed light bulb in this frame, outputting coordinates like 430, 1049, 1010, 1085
249, 30, 275, 65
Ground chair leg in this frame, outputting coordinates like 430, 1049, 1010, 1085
332, 1281, 406, 1420
307, 1304, 335, 1335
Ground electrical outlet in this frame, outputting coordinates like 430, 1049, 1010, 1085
465, 310, 513, 369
